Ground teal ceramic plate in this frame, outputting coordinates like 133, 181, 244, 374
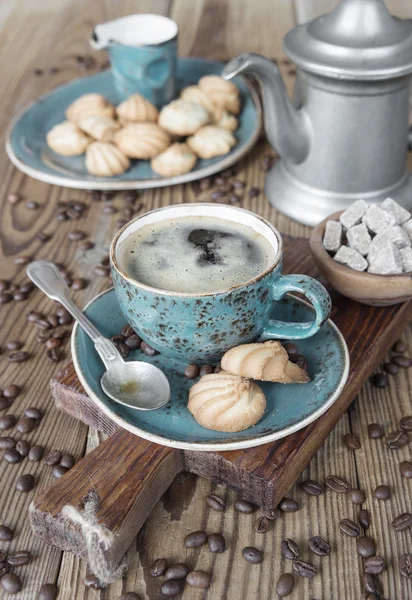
6, 58, 261, 190
71, 288, 349, 451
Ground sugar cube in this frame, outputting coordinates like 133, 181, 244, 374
403, 219, 412, 242
346, 223, 371, 256
367, 244, 403, 275
323, 220, 343, 252
339, 199, 368, 230
334, 246, 368, 271
363, 205, 396, 234
381, 197, 411, 225
369, 225, 411, 253
400, 246, 412, 273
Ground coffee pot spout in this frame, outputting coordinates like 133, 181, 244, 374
222, 53, 310, 164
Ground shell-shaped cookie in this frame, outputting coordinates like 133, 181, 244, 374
151, 143, 197, 177
77, 116, 120, 142
114, 123, 170, 159
199, 75, 241, 114
216, 110, 238, 132
187, 126, 236, 159
221, 341, 310, 383
66, 94, 115, 122
116, 94, 158, 123
188, 371, 266, 432
158, 100, 210, 136
85, 142, 130, 177
46, 121, 91, 156
180, 85, 222, 122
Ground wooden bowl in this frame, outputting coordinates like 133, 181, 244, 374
309, 211, 412, 307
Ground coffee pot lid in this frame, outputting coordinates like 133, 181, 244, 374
283, 0, 412, 80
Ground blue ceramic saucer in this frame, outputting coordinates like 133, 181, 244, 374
71, 288, 349, 451
6, 58, 261, 190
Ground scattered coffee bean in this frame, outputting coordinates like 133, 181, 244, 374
392, 512, 412, 531
325, 475, 351, 493
359, 509, 371, 530
6, 341, 22, 351
399, 553, 412, 578
0, 397, 11, 410
26, 200, 39, 210
117, 593, 140, 600
0, 525, 13, 541
140, 341, 157, 356
391, 354, 410, 368
400, 415, 412, 431
38, 583, 58, 600
184, 530, 207, 548
7, 193, 20, 205
68, 230, 86, 241
308, 535, 331, 557
184, 364, 199, 379
16, 473, 35, 492
400, 460, 412, 478
0, 414, 16, 430
71, 278, 88, 291
293, 559, 317, 578
7, 550, 32, 566
339, 518, 360, 537
235, 499, 257, 514
208, 533, 225, 553
393, 340, 407, 353
29, 445, 44, 462
149, 557, 167, 577
368, 423, 383, 439
279, 497, 299, 512
24, 407, 42, 420
0, 292, 13, 304
3, 448, 21, 464
365, 555, 385, 575
161, 579, 185, 597
16, 417, 36, 433
374, 484, 391, 501
343, 432, 361, 450
289, 353, 307, 370
37, 231, 51, 243
52, 465, 68, 478
164, 563, 189, 580
124, 334, 141, 350
79, 240, 95, 251
8, 351, 30, 362
357, 536, 376, 558
363, 572, 378, 594
16, 440, 30, 457
115, 342, 130, 358
47, 348, 63, 362
59, 454, 75, 469
186, 570, 211, 588
386, 429, 409, 449
44, 450, 62, 466
242, 546, 263, 564
276, 573, 295, 597
83, 574, 102, 589
1, 573, 22, 594
0, 437, 16, 449
350, 489, 366, 505
35, 318, 52, 330
372, 373, 389, 388
302, 479, 324, 496
255, 515, 271, 533
248, 186, 260, 198
199, 364, 214, 377
206, 493, 225, 511
93, 265, 110, 277
384, 361, 398, 375
281, 539, 300, 560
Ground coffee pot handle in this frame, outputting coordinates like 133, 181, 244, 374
260, 274, 332, 340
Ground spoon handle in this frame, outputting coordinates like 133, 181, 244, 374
26, 260, 123, 370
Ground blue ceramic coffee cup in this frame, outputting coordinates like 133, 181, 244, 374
90, 14, 178, 105
110, 204, 331, 363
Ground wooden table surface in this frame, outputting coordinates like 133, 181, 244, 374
1, 1, 412, 599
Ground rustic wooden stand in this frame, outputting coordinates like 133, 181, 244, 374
30, 237, 411, 575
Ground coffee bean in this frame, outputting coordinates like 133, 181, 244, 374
211, 190, 225, 201
7, 550, 32, 566
400, 416, 412, 431
368, 423, 383, 439
281, 538, 299, 560
46, 314, 60, 327
359, 509, 371, 530
289, 353, 307, 370
44, 450, 61, 466
47, 348, 63, 362
4, 448, 21, 463
372, 373, 389, 388
8, 351, 30, 362
199, 364, 214, 377
7, 193, 20, 204
206, 493, 225, 511
14, 293, 29, 304
276, 573, 295, 597
386, 429, 409, 449
83, 574, 102, 589
58, 313, 73, 325
94, 265, 110, 277
6, 341, 22, 351
66, 208, 82, 220
68, 230, 86, 241
255, 516, 271, 533
16, 473, 35, 492
79, 240, 95, 251
0, 437, 16, 449
29, 445, 44, 462
0, 397, 11, 410
392, 512, 412, 531
357, 536, 376, 558
248, 186, 260, 198
208, 533, 225, 553
186, 570, 211, 588
38, 583, 58, 600
125, 334, 141, 350
374, 484, 391, 500
1, 573, 22, 594
400, 460, 412, 478
400, 553, 412, 578
114, 341, 130, 358
363, 572, 378, 594
384, 361, 398, 375
242, 546, 263, 564
52, 465, 68, 478
72, 278, 88, 291
393, 340, 407, 353
0, 292, 13, 304
111, 334, 125, 344
37, 232, 51, 243
350, 489, 366, 505
279, 497, 299, 512
140, 341, 157, 356
184, 364, 199, 379
26, 200, 39, 210
117, 593, 140, 600
365, 555, 385, 575
16, 440, 30, 457
339, 518, 360, 537
16, 416, 36, 433
308, 535, 331, 557
161, 579, 185, 597
35, 318, 52, 330
325, 475, 351, 493
0, 414, 16, 430
184, 530, 207, 548
164, 563, 189, 580
149, 557, 167, 577
343, 432, 361, 450
391, 354, 410, 368
292, 559, 317, 578
302, 479, 324, 496
60, 454, 75, 469
24, 407, 42, 420
14, 255, 31, 265
0, 525, 13, 541
235, 499, 257, 514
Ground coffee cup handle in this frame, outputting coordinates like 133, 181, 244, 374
260, 274, 332, 340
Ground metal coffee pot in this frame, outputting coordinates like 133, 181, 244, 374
223, 0, 412, 226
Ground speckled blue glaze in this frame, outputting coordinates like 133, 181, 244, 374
71, 289, 349, 451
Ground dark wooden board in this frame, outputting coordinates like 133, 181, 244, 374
30, 236, 412, 576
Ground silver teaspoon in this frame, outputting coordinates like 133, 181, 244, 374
26, 260, 170, 411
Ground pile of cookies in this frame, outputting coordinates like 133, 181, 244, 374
46, 75, 241, 178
